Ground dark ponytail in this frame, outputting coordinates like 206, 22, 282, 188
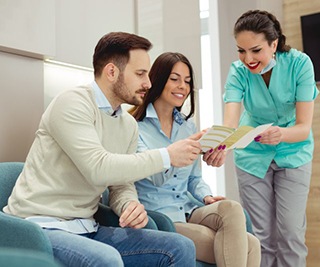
234, 10, 291, 52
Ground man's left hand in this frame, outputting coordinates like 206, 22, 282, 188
119, 201, 148, 229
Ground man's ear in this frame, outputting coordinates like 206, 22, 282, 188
102, 63, 119, 82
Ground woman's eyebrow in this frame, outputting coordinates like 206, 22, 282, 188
237, 45, 261, 51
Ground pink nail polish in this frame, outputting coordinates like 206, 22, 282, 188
209, 148, 213, 153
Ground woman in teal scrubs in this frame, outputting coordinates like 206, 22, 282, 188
207, 10, 318, 267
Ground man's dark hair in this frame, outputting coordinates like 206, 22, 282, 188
93, 32, 152, 77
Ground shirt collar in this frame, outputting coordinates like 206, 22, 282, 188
145, 103, 185, 125
91, 81, 122, 117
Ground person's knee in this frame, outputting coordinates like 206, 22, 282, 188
218, 200, 245, 221
172, 233, 196, 259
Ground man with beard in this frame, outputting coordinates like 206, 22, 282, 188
3, 32, 201, 267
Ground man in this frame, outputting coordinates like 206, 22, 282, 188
3, 32, 202, 267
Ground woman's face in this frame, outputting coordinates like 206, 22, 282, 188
236, 31, 278, 74
158, 61, 191, 108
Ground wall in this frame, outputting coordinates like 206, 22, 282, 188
0, 0, 54, 161
283, 1, 320, 266
0, 0, 55, 59
0, 51, 44, 161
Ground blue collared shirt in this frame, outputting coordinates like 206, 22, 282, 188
135, 104, 212, 222
91, 81, 123, 117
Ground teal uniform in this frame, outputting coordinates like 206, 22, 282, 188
224, 48, 318, 178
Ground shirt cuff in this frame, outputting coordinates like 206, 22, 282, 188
159, 148, 170, 169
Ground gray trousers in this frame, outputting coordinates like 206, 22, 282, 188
236, 161, 312, 267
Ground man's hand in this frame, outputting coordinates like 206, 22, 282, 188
119, 201, 148, 229
203, 195, 226, 205
167, 131, 203, 167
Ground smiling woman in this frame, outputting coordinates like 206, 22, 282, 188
216, 9, 319, 267
127, 52, 261, 266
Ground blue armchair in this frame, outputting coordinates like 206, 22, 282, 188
0, 162, 61, 266
0, 162, 158, 266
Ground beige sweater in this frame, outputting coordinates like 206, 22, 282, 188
4, 85, 164, 219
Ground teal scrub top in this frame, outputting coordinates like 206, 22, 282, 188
223, 48, 319, 178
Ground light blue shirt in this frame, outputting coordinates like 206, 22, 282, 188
91, 81, 123, 117
224, 48, 319, 178
135, 104, 212, 222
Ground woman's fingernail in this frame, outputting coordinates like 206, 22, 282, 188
222, 145, 226, 150
209, 148, 213, 153
218, 145, 222, 150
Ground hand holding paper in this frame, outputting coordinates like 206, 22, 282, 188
199, 123, 273, 152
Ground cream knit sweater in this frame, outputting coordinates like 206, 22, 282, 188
4, 85, 164, 219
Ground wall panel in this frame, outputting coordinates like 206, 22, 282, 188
0, 0, 55, 59
0, 52, 43, 162
283, 1, 320, 266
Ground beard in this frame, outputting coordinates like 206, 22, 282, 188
113, 74, 147, 106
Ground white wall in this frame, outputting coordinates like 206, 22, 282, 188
0, 0, 55, 59
54, 0, 135, 67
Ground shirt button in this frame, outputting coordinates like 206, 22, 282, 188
176, 195, 180, 198
179, 207, 183, 210
173, 175, 177, 178
172, 188, 176, 191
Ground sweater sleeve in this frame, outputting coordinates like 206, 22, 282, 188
108, 183, 139, 216
44, 89, 165, 187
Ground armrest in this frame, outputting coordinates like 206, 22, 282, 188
0, 248, 61, 267
146, 210, 176, 232
0, 212, 53, 255
95, 203, 159, 230
243, 209, 253, 234
94, 203, 122, 227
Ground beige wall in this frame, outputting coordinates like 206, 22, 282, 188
0, 52, 44, 162
283, 1, 320, 266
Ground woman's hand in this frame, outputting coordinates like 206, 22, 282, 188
255, 126, 282, 145
203, 195, 226, 205
202, 147, 227, 167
